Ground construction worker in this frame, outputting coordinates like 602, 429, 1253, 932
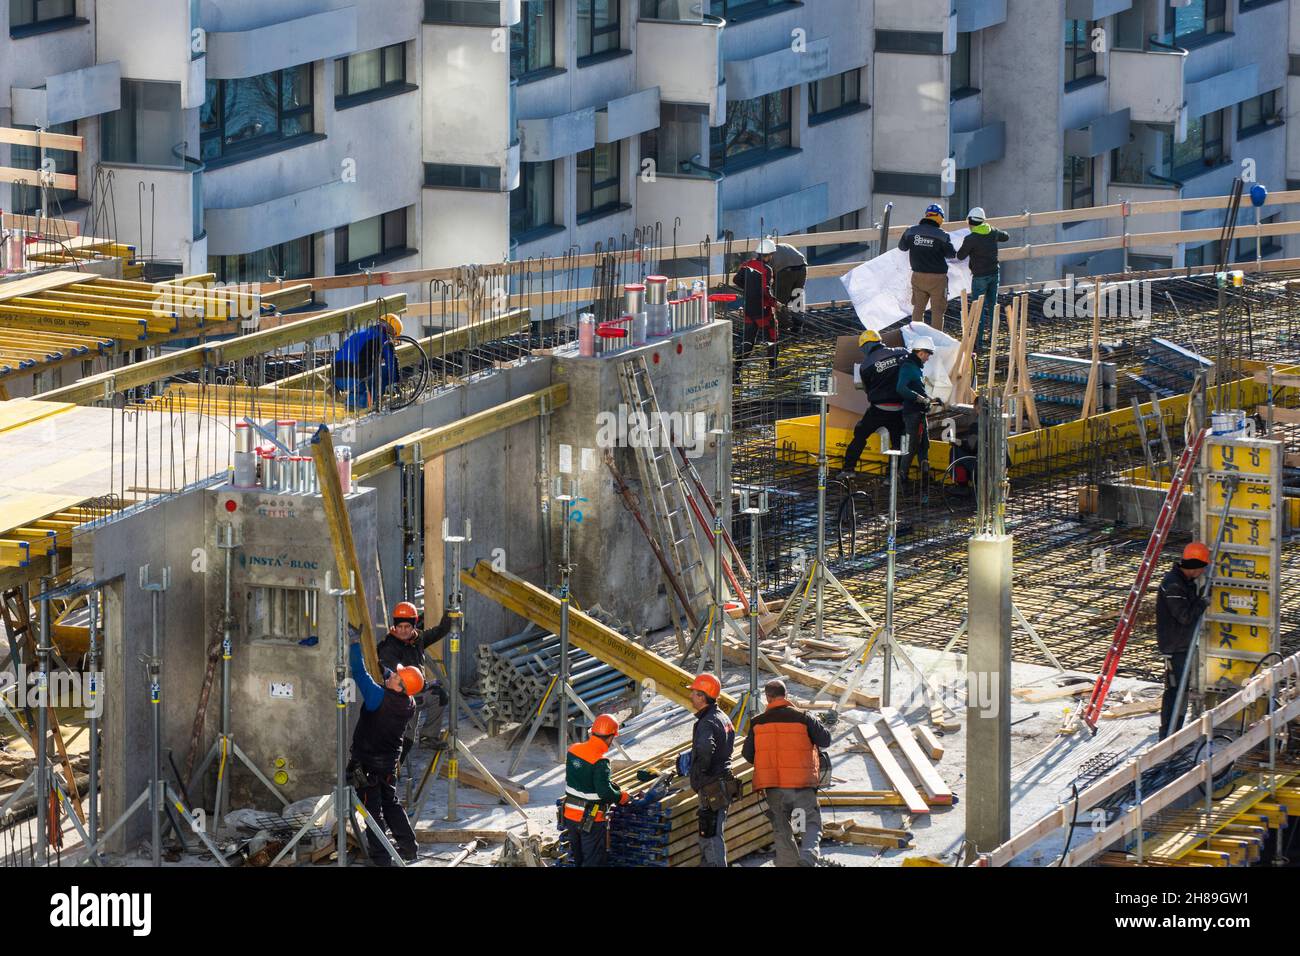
1156, 542, 1211, 739
561, 714, 630, 867
839, 328, 909, 478
333, 312, 402, 408
897, 336, 938, 484
955, 207, 1010, 353
899, 204, 956, 330
742, 679, 831, 867
347, 633, 423, 864
771, 241, 808, 335
677, 672, 737, 867
377, 601, 452, 758
733, 237, 779, 379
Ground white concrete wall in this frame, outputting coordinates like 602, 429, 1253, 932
872, 52, 948, 172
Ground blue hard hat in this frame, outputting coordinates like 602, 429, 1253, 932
1250, 184, 1268, 207
925, 203, 945, 218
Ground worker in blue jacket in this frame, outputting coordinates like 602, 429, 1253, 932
348, 634, 423, 864
333, 313, 402, 408
896, 336, 938, 483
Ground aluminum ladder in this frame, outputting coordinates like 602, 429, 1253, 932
1132, 393, 1174, 481
617, 356, 713, 632
1076, 426, 1208, 732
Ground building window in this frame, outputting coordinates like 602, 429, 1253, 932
1166, 0, 1227, 44
874, 30, 945, 55
336, 208, 409, 271
874, 171, 942, 196
1111, 123, 1178, 186
706, 0, 786, 20
9, 0, 76, 34
210, 234, 315, 284
1129, 254, 1171, 271
512, 0, 556, 79
951, 168, 971, 220
577, 0, 620, 61
423, 0, 500, 24
1064, 154, 1093, 210
8, 121, 77, 214
1239, 89, 1281, 138
1236, 213, 1282, 261
807, 211, 867, 263
577, 142, 622, 221
201, 65, 314, 163
1065, 20, 1097, 86
1172, 109, 1225, 177
640, 103, 710, 178
101, 80, 185, 168
424, 162, 502, 190
710, 89, 792, 171
1184, 241, 1216, 268
951, 33, 973, 94
811, 69, 863, 120
511, 161, 555, 240
335, 43, 407, 103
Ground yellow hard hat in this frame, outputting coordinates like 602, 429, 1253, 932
858, 329, 881, 347
380, 313, 404, 337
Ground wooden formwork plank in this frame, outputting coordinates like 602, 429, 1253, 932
879, 707, 952, 802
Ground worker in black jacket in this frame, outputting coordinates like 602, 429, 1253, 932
839, 329, 909, 477
1156, 542, 1211, 738
676, 672, 736, 867
898, 204, 957, 329
955, 207, 1010, 354
377, 601, 452, 761
348, 634, 422, 864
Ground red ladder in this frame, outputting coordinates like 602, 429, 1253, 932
1079, 427, 1209, 731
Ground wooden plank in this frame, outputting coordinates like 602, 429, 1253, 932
0, 165, 76, 190
0, 212, 80, 236
0, 271, 91, 304
878, 707, 952, 802
1101, 698, 1161, 719
853, 720, 930, 815
413, 826, 510, 845
0, 492, 88, 534
912, 723, 944, 760
0, 127, 84, 151
1259, 405, 1300, 425
719, 639, 879, 709
1012, 681, 1092, 703
1251, 370, 1300, 389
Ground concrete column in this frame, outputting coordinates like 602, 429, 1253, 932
965, 533, 1012, 853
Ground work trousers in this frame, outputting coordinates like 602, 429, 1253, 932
738, 319, 778, 377
359, 769, 417, 863
697, 807, 728, 867
900, 410, 930, 482
764, 787, 822, 867
970, 270, 1000, 353
1159, 650, 1191, 740
911, 272, 949, 329
562, 818, 608, 867
842, 407, 905, 473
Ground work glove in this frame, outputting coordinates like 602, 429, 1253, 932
619, 792, 631, 806
347, 624, 362, 644
675, 752, 692, 778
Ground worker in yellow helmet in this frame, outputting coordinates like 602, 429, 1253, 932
839, 327, 909, 479
333, 312, 403, 408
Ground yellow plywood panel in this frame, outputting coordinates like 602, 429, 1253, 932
0, 398, 75, 433
1214, 550, 1272, 582
1205, 477, 1275, 512
1208, 442, 1275, 476
1207, 514, 1275, 549
1209, 584, 1272, 619
1205, 657, 1260, 687
1206, 619, 1273, 656
0, 492, 89, 535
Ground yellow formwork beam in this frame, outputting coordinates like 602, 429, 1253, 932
0, 540, 31, 568
460, 560, 737, 712
12, 293, 181, 326
0, 304, 150, 339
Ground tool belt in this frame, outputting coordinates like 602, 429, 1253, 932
558, 798, 607, 833
696, 772, 742, 812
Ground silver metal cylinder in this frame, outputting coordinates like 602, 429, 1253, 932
235, 422, 253, 454
645, 275, 667, 305
624, 283, 645, 316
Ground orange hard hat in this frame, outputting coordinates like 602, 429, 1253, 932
591, 714, 620, 737
393, 601, 419, 623
395, 665, 425, 696
689, 673, 721, 700
380, 312, 404, 337
1182, 542, 1211, 566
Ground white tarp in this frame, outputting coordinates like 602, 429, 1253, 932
839, 228, 973, 332
901, 321, 959, 403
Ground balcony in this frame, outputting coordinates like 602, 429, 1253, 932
721, 182, 828, 238
206, 6, 358, 79
724, 37, 833, 101
636, 16, 726, 125
1108, 48, 1185, 124
10, 62, 122, 127
951, 120, 1005, 169
1064, 107, 1131, 159
875, 0, 952, 34
954, 0, 1007, 33
1185, 64, 1260, 120
517, 108, 596, 162
206, 178, 354, 256
1064, 0, 1132, 19
596, 88, 661, 143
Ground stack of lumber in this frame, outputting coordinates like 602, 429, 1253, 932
849, 708, 955, 816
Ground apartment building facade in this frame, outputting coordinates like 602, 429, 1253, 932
2, 0, 1297, 312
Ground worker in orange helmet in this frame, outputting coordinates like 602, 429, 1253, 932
676, 672, 738, 866
377, 601, 453, 762
561, 713, 630, 866
1156, 541, 1211, 738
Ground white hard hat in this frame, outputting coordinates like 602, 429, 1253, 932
967, 207, 987, 223
911, 335, 937, 353
755, 237, 777, 255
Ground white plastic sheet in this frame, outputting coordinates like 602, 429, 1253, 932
839, 228, 973, 332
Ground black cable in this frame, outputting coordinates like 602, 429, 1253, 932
1058, 782, 1081, 866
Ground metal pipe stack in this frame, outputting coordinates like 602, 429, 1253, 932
476, 629, 632, 729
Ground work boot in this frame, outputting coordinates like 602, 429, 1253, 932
398, 843, 419, 863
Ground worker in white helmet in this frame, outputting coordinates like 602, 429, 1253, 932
897, 335, 938, 486
732, 237, 779, 380
956, 207, 1009, 354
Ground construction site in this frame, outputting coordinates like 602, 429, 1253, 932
4, 168, 1300, 883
